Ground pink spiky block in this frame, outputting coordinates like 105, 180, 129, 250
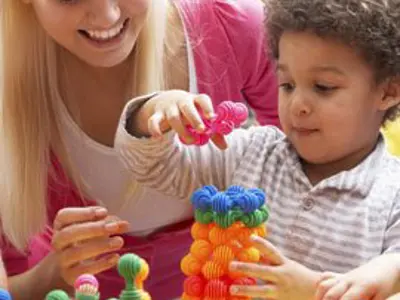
180, 101, 249, 146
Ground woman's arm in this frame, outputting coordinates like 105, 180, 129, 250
8, 253, 71, 300
0, 254, 8, 290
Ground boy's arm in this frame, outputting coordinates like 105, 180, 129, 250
115, 93, 281, 200
316, 190, 400, 300
316, 253, 400, 300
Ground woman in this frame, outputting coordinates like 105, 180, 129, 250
0, 0, 278, 298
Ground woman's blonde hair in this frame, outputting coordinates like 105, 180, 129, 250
0, 0, 168, 251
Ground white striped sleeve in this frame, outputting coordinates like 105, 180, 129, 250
115, 98, 244, 198
114, 97, 277, 200
383, 191, 400, 254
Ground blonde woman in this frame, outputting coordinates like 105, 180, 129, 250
0, 0, 278, 299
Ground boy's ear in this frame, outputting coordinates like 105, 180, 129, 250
379, 77, 400, 112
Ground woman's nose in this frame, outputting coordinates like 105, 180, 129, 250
87, 0, 121, 28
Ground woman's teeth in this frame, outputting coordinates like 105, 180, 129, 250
85, 22, 125, 41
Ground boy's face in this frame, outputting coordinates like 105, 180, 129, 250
278, 32, 390, 168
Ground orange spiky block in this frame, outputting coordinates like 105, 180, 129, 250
181, 185, 269, 300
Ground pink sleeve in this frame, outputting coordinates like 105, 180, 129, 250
1, 155, 92, 277
1, 227, 53, 276
215, 0, 279, 127
1, 242, 29, 276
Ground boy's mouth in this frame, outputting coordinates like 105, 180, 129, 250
293, 127, 319, 136
78, 18, 130, 43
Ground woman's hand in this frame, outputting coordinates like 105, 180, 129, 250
52, 206, 130, 286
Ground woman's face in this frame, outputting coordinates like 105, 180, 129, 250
26, 0, 150, 67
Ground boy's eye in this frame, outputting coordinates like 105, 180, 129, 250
58, 0, 79, 4
279, 83, 295, 92
314, 84, 338, 93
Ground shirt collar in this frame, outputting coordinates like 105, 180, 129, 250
280, 136, 388, 197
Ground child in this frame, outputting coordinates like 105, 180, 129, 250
114, 0, 400, 299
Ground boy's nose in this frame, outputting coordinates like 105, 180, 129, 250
87, 0, 121, 28
290, 92, 312, 117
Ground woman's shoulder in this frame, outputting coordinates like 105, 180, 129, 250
173, 0, 265, 32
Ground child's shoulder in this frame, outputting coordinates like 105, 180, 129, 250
380, 148, 400, 176
246, 125, 286, 145
373, 147, 400, 200
230, 125, 287, 158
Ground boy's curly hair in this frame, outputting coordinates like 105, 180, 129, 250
264, 0, 400, 123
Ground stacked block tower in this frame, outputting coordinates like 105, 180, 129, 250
45, 253, 151, 300
0, 289, 11, 300
181, 185, 269, 300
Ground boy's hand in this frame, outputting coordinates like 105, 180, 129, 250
229, 235, 321, 300
132, 90, 227, 149
315, 254, 400, 300
52, 206, 130, 286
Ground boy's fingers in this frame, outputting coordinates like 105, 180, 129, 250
148, 111, 166, 137
318, 272, 341, 284
52, 220, 130, 251
194, 94, 215, 119
340, 285, 378, 300
211, 134, 228, 150
321, 280, 350, 300
166, 106, 193, 143
315, 277, 339, 300
53, 207, 108, 230
179, 97, 205, 131
229, 262, 278, 282
250, 235, 285, 265
60, 236, 124, 268
230, 283, 278, 299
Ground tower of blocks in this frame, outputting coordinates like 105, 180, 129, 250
0, 289, 11, 300
45, 253, 151, 300
181, 185, 269, 300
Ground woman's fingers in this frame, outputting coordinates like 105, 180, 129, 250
59, 236, 124, 269
62, 253, 120, 285
52, 219, 130, 251
53, 206, 108, 231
